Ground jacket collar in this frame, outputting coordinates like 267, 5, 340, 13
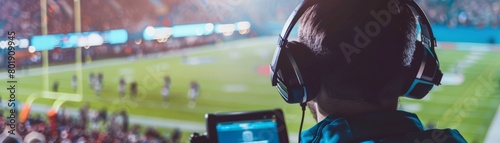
301, 111, 424, 143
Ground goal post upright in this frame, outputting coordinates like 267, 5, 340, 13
41, 0, 49, 96
75, 0, 83, 96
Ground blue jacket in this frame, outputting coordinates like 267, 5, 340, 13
300, 111, 467, 143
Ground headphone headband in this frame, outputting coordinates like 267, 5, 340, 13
279, 0, 316, 47
406, 0, 436, 50
280, 0, 437, 47
405, 0, 443, 85
271, 0, 443, 103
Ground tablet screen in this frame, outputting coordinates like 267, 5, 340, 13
206, 109, 289, 143
216, 119, 280, 143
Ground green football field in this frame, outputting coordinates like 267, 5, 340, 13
4, 37, 500, 142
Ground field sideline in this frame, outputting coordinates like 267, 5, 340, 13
2, 37, 500, 142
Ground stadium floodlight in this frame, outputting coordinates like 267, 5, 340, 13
215, 24, 236, 33
77, 36, 88, 47
12, 39, 19, 47
28, 46, 36, 53
0, 40, 6, 49
215, 24, 236, 36
196, 28, 204, 36
235, 21, 251, 35
0, 39, 27, 49
87, 33, 104, 46
236, 21, 251, 30
19, 39, 29, 48
154, 27, 173, 39
143, 26, 173, 40
205, 23, 215, 33
144, 26, 156, 38
239, 29, 250, 35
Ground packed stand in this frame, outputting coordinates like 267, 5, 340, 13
0, 103, 181, 143
2, 0, 500, 39
416, 0, 500, 28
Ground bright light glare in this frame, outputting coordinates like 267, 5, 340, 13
156, 38, 168, 43
154, 27, 173, 39
205, 23, 214, 33
145, 26, 156, 37
223, 31, 234, 36
77, 37, 88, 47
239, 29, 250, 35
19, 39, 29, 48
217, 24, 236, 34
135, 39, 142, 45
195, 28, 203, 36
0, 41, 6, 49
12, 39, 19, 47
28, 46, 36, 53
88, 33, 104, 46
236, 21, 251, 30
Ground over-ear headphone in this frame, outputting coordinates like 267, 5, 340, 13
270, 0, 443, 104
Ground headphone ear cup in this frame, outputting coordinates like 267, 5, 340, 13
402, 42, 435, 99
403, 43, 423, 93
286, 41, 321, 102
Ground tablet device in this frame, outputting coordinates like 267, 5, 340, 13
206, 109, 289, 143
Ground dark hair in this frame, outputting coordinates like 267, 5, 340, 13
299, 0, 417, 103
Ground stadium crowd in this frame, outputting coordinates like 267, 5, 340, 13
416, 0, 500, 28
2, 0, 499, 39
0, 0, 41, 38
0, 103, 181, 143
0, 0, 157, 38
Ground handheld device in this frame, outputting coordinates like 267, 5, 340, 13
205, 109, 289, 143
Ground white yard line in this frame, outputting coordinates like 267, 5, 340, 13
484, 103, 500, 143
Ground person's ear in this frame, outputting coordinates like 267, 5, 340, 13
378, 72, 407, 98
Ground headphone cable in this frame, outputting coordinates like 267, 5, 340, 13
298, 103, 306, 143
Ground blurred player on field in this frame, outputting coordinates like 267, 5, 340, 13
164, 75, 171, 90
94, 79, 101, 96
98, 72, 103, 87
52, 81, 59, 92
72, 74, 77, 92
161, 76, 171, 106
130, 81, 138, 99
89, 72, 96, 89
188, 80, 200, 108
119, 76, 126, 98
